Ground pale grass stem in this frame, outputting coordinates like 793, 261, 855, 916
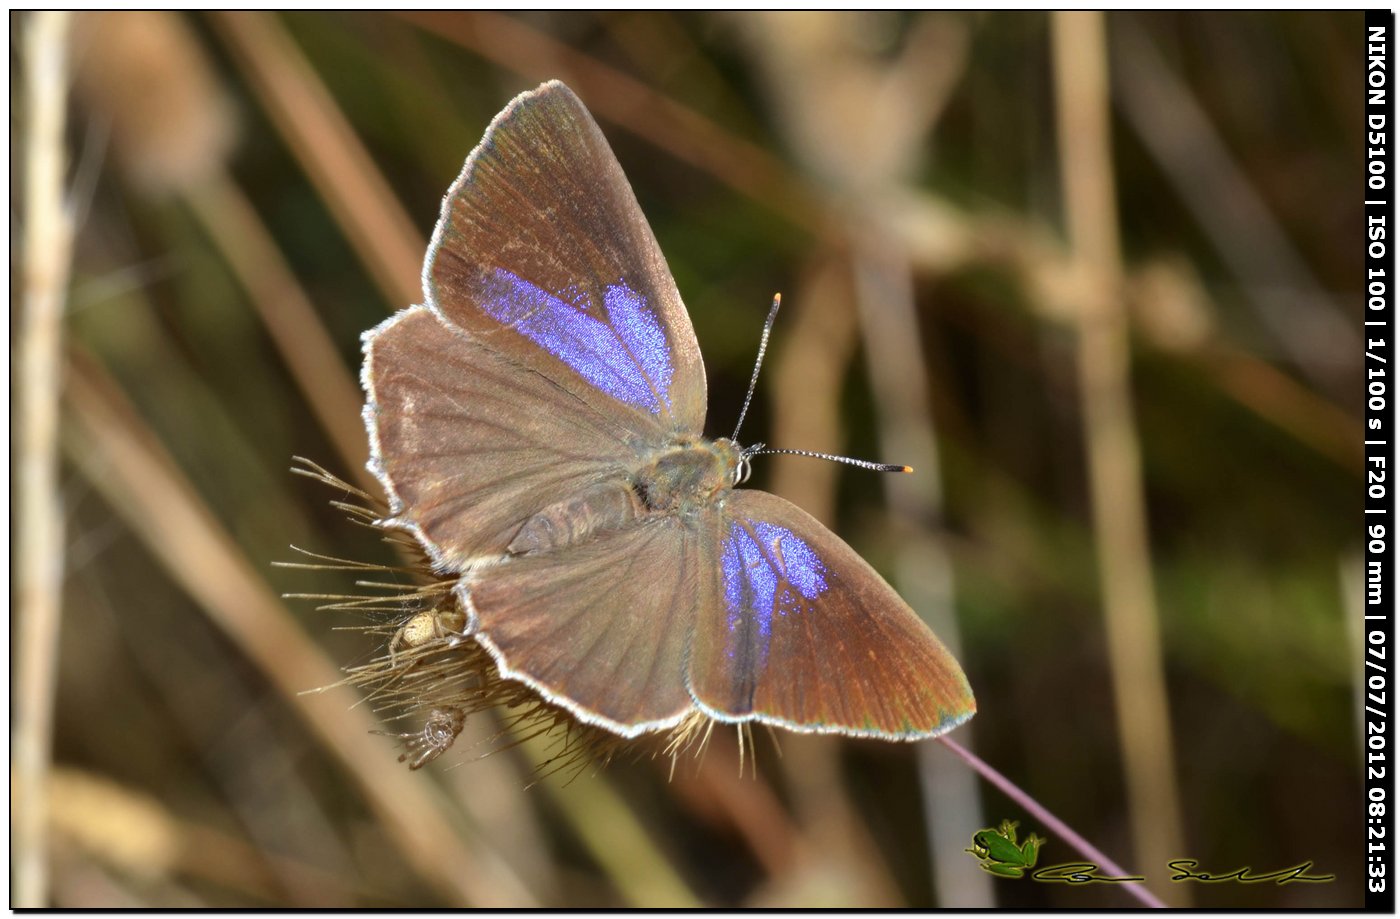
1052, 11, 1187, 906
16, 11, 74, 907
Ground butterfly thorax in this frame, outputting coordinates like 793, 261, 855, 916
506, 436, 739, 556
633, 436, 741, 517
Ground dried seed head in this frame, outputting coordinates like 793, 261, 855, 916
285, 457, 690, 776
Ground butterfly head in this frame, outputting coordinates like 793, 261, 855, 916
696, 435, 756, 488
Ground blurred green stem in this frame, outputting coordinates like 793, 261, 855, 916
518, 733, 702, 908
16, 10, 73, 908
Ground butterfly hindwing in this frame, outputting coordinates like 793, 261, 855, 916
463, 517, 703, 735
688, 490, 976, 739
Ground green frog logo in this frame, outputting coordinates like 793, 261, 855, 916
965, 820, 1045, 878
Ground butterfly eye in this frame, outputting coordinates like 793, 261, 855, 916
732, 454, 753, 486
730, 442, 763, 487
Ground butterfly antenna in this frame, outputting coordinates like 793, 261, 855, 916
747, 447, 912, 474
731, 294, 782, 442
730, 294, 911, 475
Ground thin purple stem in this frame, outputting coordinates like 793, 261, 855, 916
937, 736, 1167, 909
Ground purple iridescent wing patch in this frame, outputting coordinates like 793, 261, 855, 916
479, 268, 674, 414
720, 519, 829, 669
420, 80, 705, 431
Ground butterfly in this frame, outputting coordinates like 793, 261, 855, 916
361, 80, 974, 742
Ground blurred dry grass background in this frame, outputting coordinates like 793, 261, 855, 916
12, 11, 1364, 908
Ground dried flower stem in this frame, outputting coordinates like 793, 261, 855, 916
15, 10, 74, 907
938, 736, 1166, 909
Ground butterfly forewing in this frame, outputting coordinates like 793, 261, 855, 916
424, 81, 706, 438
366, 81, 709, 568
364, 306, 642, 567
688, 490, 976, 739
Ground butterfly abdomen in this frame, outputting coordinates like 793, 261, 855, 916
507, 480, 642, 555
509, 438, 740, 556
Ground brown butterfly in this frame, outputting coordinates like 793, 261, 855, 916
361, 80, 975, 741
